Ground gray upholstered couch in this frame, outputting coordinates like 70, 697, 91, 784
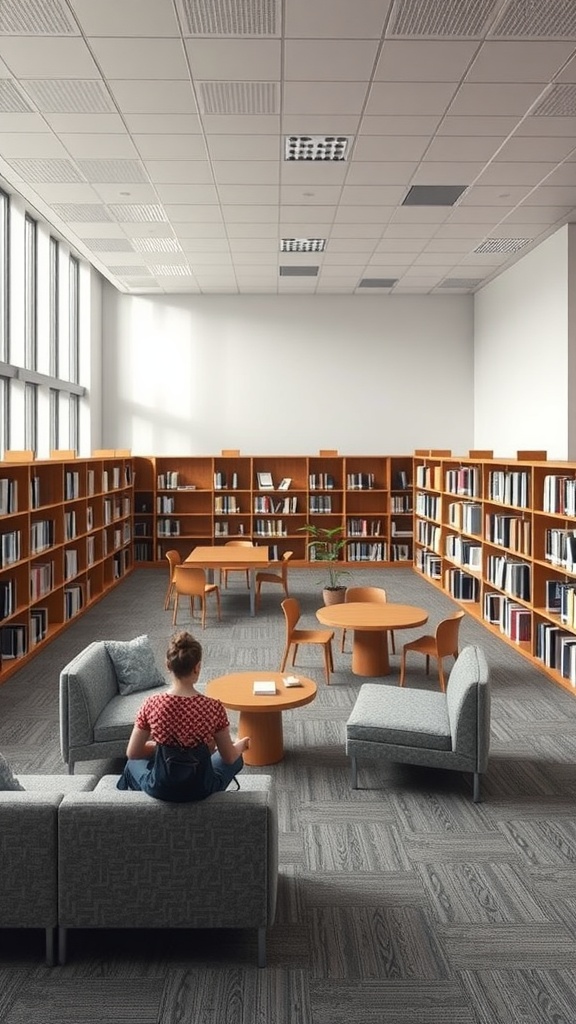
58, 773, 278, 967
1, 773, 278, 968
346, 645, 491, 802
59, 640, 169, 773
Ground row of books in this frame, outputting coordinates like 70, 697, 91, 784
536, 622, 576, 684
545, 580, 576, 628
445, 568, 479, 602
346, 473, 376, 490
415, 465, 442, 490
214, 471, 239, 489
445, 535, 482, 570
31, 519, 54, 554
391, 496, 412, 512
544, 529, 576, 572
0, 579, 15, 620
415, 492, 440, 520
416, 550, 441, 579
543, 475, 576, 516
0, 624, 26, 659
215, 497, 240, 514
157, 519, 180, 536
447, 501, 482, 535
254, 497, 297, 513
1, 530, 21, 567
346, 542, 387, 561
64, 584, 83, 619
417, 521, 441, 553
487, 470, 531, 509
445, 466, 481, 498
158, 472, 180, 489
254, 520, 288, 537
390, 544, 411, 561
0, 478, 18, 515
30, 562, 54, 601
486, 555, 531, 600
347, 518, 382, 537
309, 473, 335, 489
309, 496, 333, 513
157, 496, 175, 513
64, 510, 77, 541
64, 471, 80, 500
484, 593, 531, 642
30, 607, 47, 645
485, 513, 531, 554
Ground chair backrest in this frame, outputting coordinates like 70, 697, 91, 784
446, 645, 491, 770
224, 540, 254, 548
281, 597, 300, 636
436, 610, 466, 655
280, 550, 293, 581
165, 549, 181, 579
173, 565, 208, 599
345, 586, 387, 604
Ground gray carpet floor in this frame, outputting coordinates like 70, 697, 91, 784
1, 566, 576, 1024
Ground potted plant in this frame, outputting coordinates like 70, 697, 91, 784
299, 523, 351, 605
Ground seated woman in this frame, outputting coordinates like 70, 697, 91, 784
118, 631, 250, 800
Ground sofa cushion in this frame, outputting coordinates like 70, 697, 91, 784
0, 751, 25, 790
104, 635, 165, 695
93, 686, 170, 743
346, 684, 452, 751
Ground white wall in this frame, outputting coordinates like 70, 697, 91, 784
474, 226, 570, 460
100, 291, 474, 456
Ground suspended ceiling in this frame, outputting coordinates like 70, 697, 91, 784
1, 0, 576, 295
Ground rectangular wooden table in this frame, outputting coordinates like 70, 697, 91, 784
185, 546, 271, 616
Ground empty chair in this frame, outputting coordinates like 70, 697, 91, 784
172, 565, 221, 630
280, 597, 334, 685
400, 610, 465, 691
341, 586, 396, 655
220, 539, 254, 589
164, 549, 182, 610
256, 551, 293, 609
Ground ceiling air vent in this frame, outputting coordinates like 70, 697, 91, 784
132, 238, 183, 253
358, 278, 398, 288
0, 0, 76, 34
177, 0, 279, 36
281, 238, 326, 253
284, 136, 350, 161
279, 266, 318, 276
198, 81, 278, 115
402, 185, 467, 206
83, 239, 135, 252
106, 204, 168, 223
533, 84, 576, 117
493, 0, 576, 38
389, 0, 499, 38
439, 278, 483, 289
474, 238, 531, 254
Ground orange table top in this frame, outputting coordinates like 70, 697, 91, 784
205, 671, 317, 713
316, 602, 429, 631
185, 546, 270, 568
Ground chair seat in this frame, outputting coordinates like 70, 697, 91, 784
346, 684, 452, 751
293, 628, 334, 644
403, 634, 435, 653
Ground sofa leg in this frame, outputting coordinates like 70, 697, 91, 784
58, 926, 67, 965
68, 763, 74, 775
350, 756, 358, 790
45, 927, 55, 966
257, 927, 266, 968
473, 772, 481, 803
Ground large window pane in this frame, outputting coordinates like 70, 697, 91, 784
0, 377, 9, 456
69, 392, 79, 452
0, 189, 8, 363
69, 255, 79, 384
49, 387, 59, 452
24, 382, 37, 454
49, 237, 59, 377
24, 214, 37, 370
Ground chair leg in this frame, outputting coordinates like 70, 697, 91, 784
45, 927, 55, 967
257, 927, 266, 968
438, 659, 446, 692
215, 589, 221, 621
291, 645, 298, 666
201, 598, 206, 630
399, 650, 406, 686
323, 645, 331, 685
389, 630, 396, 655
58, 926, 67, 966
350, 755, 358, 790
425, 654, 430, 675
473, 772, 481, 803
172, 595, 178, 625
341, 628, 347, 653
280, 645, 289, 672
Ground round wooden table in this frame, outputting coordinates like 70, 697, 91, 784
205, 671, 317, 766
316, 602, 429, 677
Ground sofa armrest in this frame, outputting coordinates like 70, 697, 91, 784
59, 641, 118, 764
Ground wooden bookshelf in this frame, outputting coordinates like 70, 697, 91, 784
0, 454, 134, 684
413, 449, 576, 696
132, 454, 414, 569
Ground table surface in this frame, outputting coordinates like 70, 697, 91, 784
185, 546, 271, 567
316, 602, 429, 631
205, 671, 317, 712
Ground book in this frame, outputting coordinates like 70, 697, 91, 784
283, 675, 302, 687
253, 680, 276, 695
257, 472, 274, 489
278, 478, 291, 490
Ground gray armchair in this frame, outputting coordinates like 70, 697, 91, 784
345, 645, 491, 802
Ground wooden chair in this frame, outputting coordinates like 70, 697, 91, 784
220, 540, 254, 589
172, 565, 221, 630
164, 549, 182, 610
255, 551, 293, 609
400, 610, 466, 691
280, 597, 334, 685
341, 586, 396, 655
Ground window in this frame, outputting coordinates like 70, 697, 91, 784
24, 382, 37, 454
0, 376, 9, 456
49, 387, 59, 452
69, 393, 79, 452
49, 237, 59, 377
0, 189, 8, 363
69, 255, 79, 384
24, 214, 37, 370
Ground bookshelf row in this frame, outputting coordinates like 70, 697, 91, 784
413, 448, 576, 696
133, 454, 414, 567
0, 452, 134, 682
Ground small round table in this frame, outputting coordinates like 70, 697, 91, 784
205, 671, 317, 766
316, 602, 429, 677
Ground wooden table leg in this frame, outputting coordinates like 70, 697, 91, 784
238, 709, 284, 765
351, 629, 390, 676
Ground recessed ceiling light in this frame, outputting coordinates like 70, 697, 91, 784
284, 135, 351, 161
281, 238, 326, 253
279, 265, 319, 276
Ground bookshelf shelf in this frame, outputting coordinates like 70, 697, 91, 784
0, 454, 134, 684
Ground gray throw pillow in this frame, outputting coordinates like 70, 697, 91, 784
104, 635, 165, 696
0, 752, 25, 790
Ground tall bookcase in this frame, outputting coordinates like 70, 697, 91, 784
413, 449, 576, 695
133, 453, 414, 569
0, 452, 134, 683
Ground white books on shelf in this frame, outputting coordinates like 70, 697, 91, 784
253, 680, 276, 695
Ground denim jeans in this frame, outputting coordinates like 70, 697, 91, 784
118, 750, 244, 795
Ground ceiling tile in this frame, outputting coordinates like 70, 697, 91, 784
89, 38, 190, 80
365, 82, 458, 116
495, 136, 576, 161
284, 39, 379, 80
340, 185, 407, 205
458, 185, 532, 206
218, 184, 279, 204
31, 183, 102, 202
0, 113, 47, 132
60, 134, 139, 158
345, 162, 419, 185
92, 184, 159, 204
213, 161, 279, 184
278, 207, 335, 223
172, 222, 227, 238
476, 161, 559, 186
185, 40, 281, 80
334, 205, 394, 224
163, 204, 223, 222
411, 162, 485, 185
155, 184, 219, 204
43, 113, 127, 133
283, 81, 369, 116
466, 42, 574, 84
227, 222, 278, 237
280, 185, 341, 205
200, 114, 279, 134
144, 160, 213, 184
329, 223, 384, 238
205, 134, 278, 160
353, 135, 432, 161
123, 113, 203, 134
108, 80, 197, 115
220, 205, 279, 223
375, 40, 478, 82
0, 132, 69, 157
134, 134, 208, 160
280, 163, 348, 186
437, 115, 520, 136
448, 82, 545, 116
424, 135, 506, 161
0, 38, 100, 78
285, 0, 391, 39
360, 114, 442, 135
68, 0, 180, 35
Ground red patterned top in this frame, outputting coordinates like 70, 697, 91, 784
135, 692, 229, 747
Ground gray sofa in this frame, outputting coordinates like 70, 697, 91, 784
59, 640, 169, 773
58, 774, 278, 967
1, 773, 278, 968
346, 645, 491, 802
